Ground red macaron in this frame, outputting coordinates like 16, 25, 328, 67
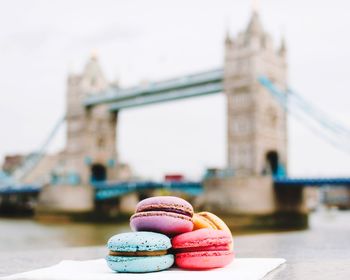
172, 228, 234, 269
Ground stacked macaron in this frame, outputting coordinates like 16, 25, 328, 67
106, 196, 234, 273
130, 196, 194, 236
106, 232, 174, 273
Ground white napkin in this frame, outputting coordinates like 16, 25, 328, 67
2, 258, 286, 280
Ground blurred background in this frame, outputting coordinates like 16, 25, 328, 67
0, 0, 349, 252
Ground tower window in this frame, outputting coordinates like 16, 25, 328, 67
265, 151, 279, 176
267, 106, 277, 127
97, 137, 105, 149
90, 163, 107, 182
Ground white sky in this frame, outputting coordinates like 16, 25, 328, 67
0, 0, 349, 180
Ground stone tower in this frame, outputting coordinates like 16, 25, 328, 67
224, 11, 288, 177
36, 55, 129, 216
65, 54, 119, 184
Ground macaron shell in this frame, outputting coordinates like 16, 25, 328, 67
172, 229, 234, 269
192, 214, 234, 251
107, 231, 171, 252
135, 196, 193, 216
172, 228, 232, 249
106, 254, 174, 273
130, 212, 193, 236
175, 251, 234, 269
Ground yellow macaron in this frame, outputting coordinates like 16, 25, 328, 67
192, 212, 233, 250
192, 212, 231, 234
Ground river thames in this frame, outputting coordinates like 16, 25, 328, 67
1, 208, 349, 252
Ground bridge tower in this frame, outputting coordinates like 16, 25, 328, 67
224, 11, 288, 177
196, 10, 305, 228
36, 55, 132, 217
65, 54, 119, 184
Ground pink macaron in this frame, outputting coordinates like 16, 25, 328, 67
172, 228, 234, 269
130, 196, 194, 236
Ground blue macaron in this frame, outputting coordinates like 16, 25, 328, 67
106, 231, 174, 273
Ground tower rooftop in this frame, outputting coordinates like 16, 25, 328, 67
246, 11, 264, 35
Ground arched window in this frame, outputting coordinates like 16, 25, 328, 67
90, 163, 107, 182
265, 151, 279, 176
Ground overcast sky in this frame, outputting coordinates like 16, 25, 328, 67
0, 0, 349, 180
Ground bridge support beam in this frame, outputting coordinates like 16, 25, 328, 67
195, 176, 308, 230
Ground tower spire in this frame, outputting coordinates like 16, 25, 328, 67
225, 25, 232, 45
252, 0, 260, 14
90, 49, 98, 60
279, 35, 287, 56
246, 2, 263, 35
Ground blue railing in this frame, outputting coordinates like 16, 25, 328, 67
93, 180, 203, 200
0, 184, 41, 194
273, 177, 350, 187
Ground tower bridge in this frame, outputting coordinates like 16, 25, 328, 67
1, 9, 350, 226
55, 10, 289, 190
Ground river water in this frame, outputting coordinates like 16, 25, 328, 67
1, 208, 349, 252
0, 219, 131, 252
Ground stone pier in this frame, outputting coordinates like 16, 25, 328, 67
35, 185, 94, 221
195, 176, 308, 229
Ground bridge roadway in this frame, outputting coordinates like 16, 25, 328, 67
83, 68, 224, 110
1, 177, 350, 200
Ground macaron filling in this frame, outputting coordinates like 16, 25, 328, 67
138, 208, 192, 217
131, 211, 192, 221
136, 204, 193, 217
109, 250, 168, 257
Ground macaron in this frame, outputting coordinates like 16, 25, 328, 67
193, 212, 231, 233
130, 196, 194, 236
172, 228, 234, 270
193, 212, 233, 251
106, 231, 174, 273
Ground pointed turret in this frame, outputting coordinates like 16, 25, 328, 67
244, 11, 266, 50
279, 36, 287, 56
242, 1, 268, 50
246, 0, 263, 35
81, 52, 108, 93
246, 11, 264, 36
83, 52, 106, 83
225, 28, 233, 45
